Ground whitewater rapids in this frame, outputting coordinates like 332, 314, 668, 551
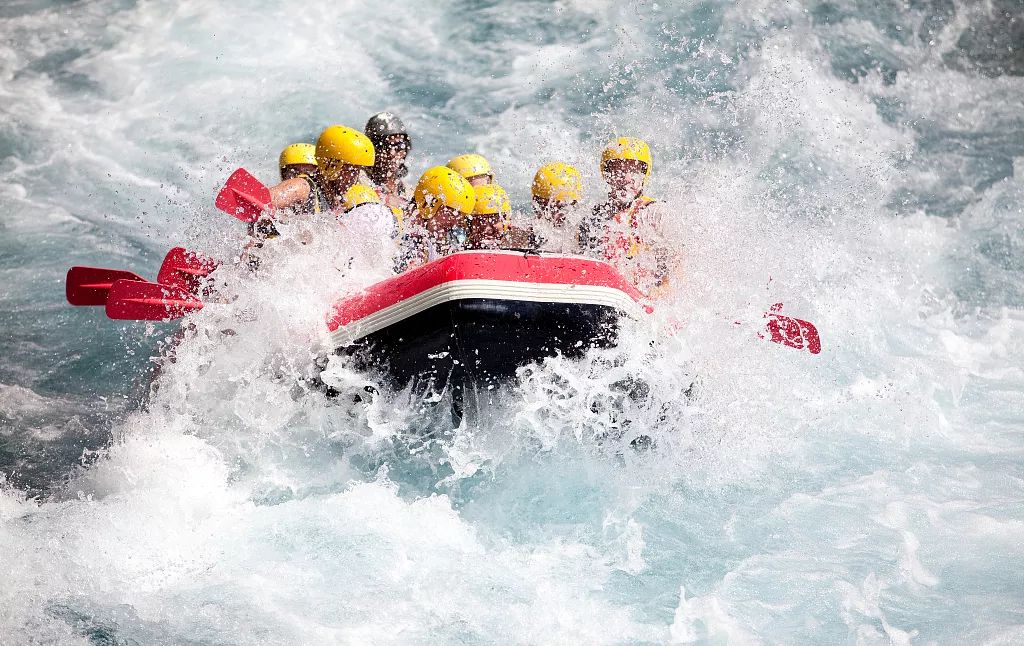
1, 0, 1023, 643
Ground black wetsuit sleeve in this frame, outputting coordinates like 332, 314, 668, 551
394, 232, 420, 273
577, 213, 602, 255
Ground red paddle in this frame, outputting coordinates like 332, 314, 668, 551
105, 279, 203, 321
66, 266, 148, 306
215, 168, 272, 223
762, 303, 821, 354
157, 246, 220, 292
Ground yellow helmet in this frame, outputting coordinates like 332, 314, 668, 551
413, 166, 476, 220
342, 184, 382, 212
472, 184, 511, 216
600, 137, 651, 180
446, 153, 493, 181
315, 125, 375, 179
532, 162, 582, 202
279, 143, 317, 169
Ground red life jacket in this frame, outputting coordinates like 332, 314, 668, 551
599, 195, 656, 263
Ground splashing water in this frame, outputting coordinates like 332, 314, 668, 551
2, 0, 1023, 643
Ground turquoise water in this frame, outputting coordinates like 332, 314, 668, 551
1, 0, 1023, 643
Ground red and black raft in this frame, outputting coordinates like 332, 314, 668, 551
325, 250, 647, 388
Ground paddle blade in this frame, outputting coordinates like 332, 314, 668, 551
215, 168, 272, 223
66, 266, 147, 306
105, 279, 203, 321
764, 310, 821, 354
157, 246, 220, 292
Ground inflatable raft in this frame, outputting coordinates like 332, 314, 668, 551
325, 250, 647, 388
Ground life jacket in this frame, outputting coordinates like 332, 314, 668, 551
395, 229, 435, 272
598, 195, 656, 263
395, 225, 468, 272
391, 206, 405, 236
500, 224, 536, 251
586, 195, 671, 296
299, 174, 327, 215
